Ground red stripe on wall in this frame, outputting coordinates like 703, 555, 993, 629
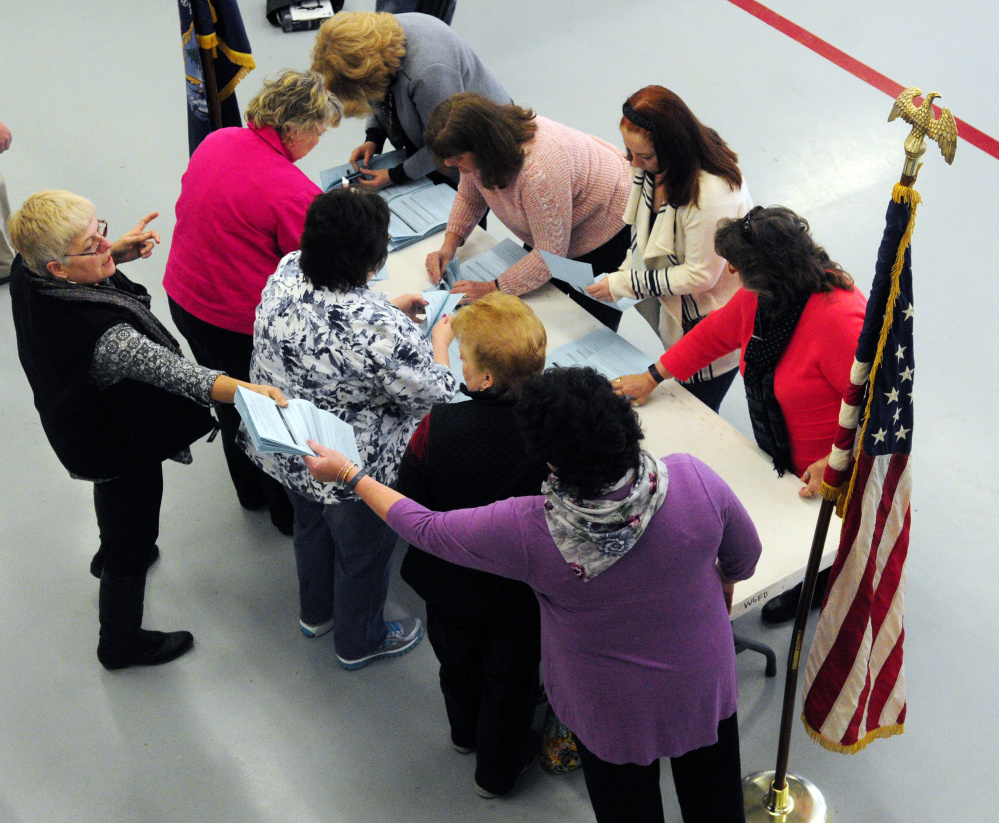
726, 0, 999, 161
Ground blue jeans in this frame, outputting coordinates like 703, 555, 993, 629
289, 492, 398, 659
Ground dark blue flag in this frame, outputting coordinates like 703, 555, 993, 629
179, 0, 255, 156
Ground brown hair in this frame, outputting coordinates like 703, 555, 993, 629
450, 292, 547, 395
714, 206, 854, 316
310, 12, 406, 118
621, 85, 741, 208
424, 93, 537, 189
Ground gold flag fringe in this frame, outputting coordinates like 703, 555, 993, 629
802, 713, 905, 754
837, 184, 920, 518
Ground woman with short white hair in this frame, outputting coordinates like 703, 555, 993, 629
9, 190, 284, 670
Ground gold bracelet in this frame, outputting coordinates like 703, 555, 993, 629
335, 461, 355, 484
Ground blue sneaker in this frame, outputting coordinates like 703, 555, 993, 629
300, 617, 335, 638
336, 618, 423, 670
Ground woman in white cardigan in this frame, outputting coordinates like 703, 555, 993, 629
588, 85, 752, 412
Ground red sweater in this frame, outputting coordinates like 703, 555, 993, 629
661, 286, 867, 476
163, 124, 321, 335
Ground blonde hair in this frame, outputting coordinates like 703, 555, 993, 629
245, 70, 343, 136
9, 190, 95, 275
311, 12, 407, 118
451, 292, 547, 393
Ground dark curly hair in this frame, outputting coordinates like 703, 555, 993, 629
424, 93, 537, 190
515, 367, 643, 498
299, 188, 390, 291
714, 205, 854, 317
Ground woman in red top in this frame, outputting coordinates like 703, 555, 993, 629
613, 206, 866, 622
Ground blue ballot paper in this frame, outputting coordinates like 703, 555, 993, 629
319, 149, 409, 192
440, 257, 462, 289
419, 288, 464, 337
546, 328, 652, 380
235, 387, 362, 463
385, 183, 456, 251
538, 250, 637, 312
449, 238, 529, 286
539, 250, 595, 291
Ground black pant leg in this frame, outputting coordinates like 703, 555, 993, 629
425, 602, 485, 750
669, 712, 745, 823
576, 735, 666, 823
93, 463, 164, 578
472, 605, 541, 795
569, 224, 632, 331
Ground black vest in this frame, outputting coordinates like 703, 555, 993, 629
398, 390, 549, 619
9, 256, 215, 479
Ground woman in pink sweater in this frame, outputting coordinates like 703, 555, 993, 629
163, 71, 341, 533
423, 93, 631, 328
613, 206, 866, 622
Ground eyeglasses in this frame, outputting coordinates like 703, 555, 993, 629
65, 220, 108, 258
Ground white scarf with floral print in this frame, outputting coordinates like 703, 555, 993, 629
541, 450, 668, 582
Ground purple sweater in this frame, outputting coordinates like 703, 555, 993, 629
387, 453, 761, 764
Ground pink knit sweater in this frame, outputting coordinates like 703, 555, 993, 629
446, 116, 630, 294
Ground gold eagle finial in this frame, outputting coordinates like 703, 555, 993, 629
889, 87, 957, 180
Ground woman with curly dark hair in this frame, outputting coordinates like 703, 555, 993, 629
612, 206, 867, 623
303, 366, 762, 822
244, 188, 457, 667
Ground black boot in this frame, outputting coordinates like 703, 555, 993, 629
96, 572, 194, 670
90, 544, 160, 579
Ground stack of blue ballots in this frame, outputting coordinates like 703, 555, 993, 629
235, 387, 362, 464
318, 149, 457, 252
382, 180, 456, 252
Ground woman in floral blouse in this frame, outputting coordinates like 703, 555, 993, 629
246, 188, 456, 670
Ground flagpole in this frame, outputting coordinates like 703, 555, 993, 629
743, 497, 833, 823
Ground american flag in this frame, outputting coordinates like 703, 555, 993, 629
801, 185, 917, 753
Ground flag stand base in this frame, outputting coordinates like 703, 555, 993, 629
743, 770, 829, 822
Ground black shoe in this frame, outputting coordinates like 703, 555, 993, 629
761, 585, 801, 624
761, 569, 830, 624
96, 571, 194, 670
90, 544, 160, 579
98, 629, 194, 671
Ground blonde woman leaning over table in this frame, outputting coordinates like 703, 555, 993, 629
311, 11, 510, 189
612, 206, 866, 624
586, 85, 752, 411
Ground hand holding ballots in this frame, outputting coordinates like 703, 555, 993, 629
235, 387, 362, 463
539, 250, 637, 312
420, 289, 463, 337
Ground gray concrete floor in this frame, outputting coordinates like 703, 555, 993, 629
1, 1, 996, 821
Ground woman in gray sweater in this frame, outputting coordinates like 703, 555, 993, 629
312, 11, 510, 188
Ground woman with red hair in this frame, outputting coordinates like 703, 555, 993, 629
587, 85, 752, 411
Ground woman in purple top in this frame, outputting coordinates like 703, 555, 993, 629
303, 367, 761, 823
